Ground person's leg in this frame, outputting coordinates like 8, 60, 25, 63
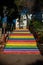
5, 28, 7, 34
2, 28, 4, 34
11, 23, 13, 31
2, 23, 6, 34
13, 22, 15, 30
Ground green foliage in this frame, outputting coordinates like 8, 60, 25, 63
14, 0, 23, 7
30, 20, 43, 31
30, 20, 43, 41
14, 0, 26, 8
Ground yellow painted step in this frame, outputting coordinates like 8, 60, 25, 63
15, 29, 28, 30
12, 32, 31, 34
6, 44, 37, 46
9, 36, 34, 38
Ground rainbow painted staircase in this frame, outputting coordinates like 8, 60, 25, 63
3, 29, 40, 54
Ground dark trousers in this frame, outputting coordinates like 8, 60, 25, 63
2, 28, 7, 34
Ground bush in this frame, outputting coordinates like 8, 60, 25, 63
30, 20, 43, 42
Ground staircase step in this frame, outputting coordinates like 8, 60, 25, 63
13, 29, 29, 31
11, 32, 31, 34
9, 38, 35, 40
5, 46, 38, 49
6, 42, 37, 45
14, 30, 29, 32
3, 51, 40, 54
10, 34, 33, 36
8, 40, 36, 42
4, 49, 39, 52
9, 36, 34, 39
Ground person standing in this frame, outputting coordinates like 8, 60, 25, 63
2, 6, 8, 34
13, 19, 16, 30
